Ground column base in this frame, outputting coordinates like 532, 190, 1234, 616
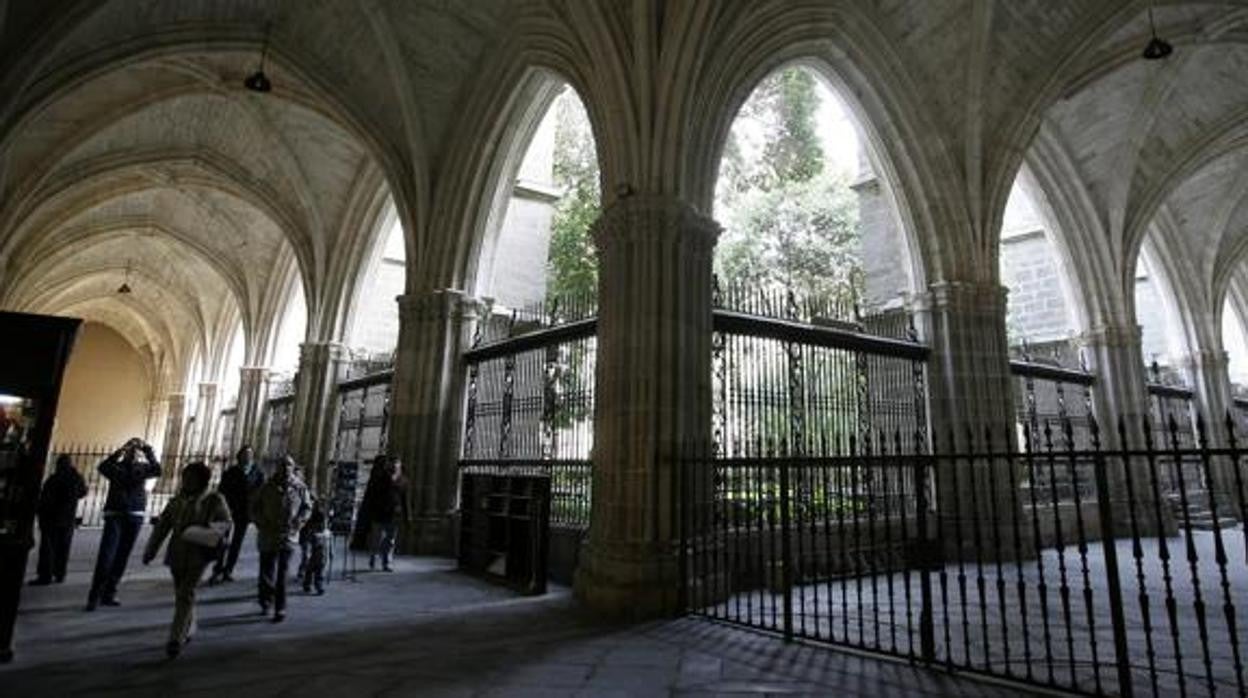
403, 513, 456, 556
573, 541, 683, 620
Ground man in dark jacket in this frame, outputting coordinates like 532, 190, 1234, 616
210, 445, 263, 584
252, 455, 310, 623
85, 437, 161, 610
29, 455, 88, 585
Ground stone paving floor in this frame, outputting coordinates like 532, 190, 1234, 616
1, 528, 1043, 697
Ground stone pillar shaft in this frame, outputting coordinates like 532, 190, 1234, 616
289, 342, 347, 493
194, 382, 220, 454
388, 289, 485, 555
573, 196, 719, 618
1182, 350, 1239, 506
235, 366, 271, 453
161, 393, 188, 475
144, 397, 168, 452
914, 282, 1024, 558
1080, 324, 1150, 444
1079, 323, 1175, 535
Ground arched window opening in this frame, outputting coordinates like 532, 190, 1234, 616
1134, 253, 1183, 381
997, 176, 1092, 443
1224, 301, 1248, 392
349, 214, 405, 354
1133, 249, 1200, 442
215, 321, 246, 454
457, 83, 600, 520
714, 66, 898, 316
707, 64, 924, 457
999, 180, 1079, 351
221, 322, 245, 406
484, 85, 599, 320
269, 277, 307, 396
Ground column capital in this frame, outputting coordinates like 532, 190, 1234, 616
298, 341, 348, 363
1078, 323, 1142, 349
397, 289, 489, 325
1178, 349, 1230, 371
591, 194, 721, 252
167, 392, 187, 404
911, 280, 1008, 314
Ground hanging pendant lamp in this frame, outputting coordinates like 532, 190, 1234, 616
244, 24, 273, 92
1142, 5, 1173, 60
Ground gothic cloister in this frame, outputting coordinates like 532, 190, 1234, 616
3, 2, 1248, 696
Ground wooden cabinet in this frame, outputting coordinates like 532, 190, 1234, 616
458, 472, 550, 595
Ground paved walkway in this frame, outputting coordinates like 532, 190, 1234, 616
2, 528, 1040, 697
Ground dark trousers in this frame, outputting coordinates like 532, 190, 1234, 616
257, 548, 292, 612
35, 523, 75, 582
214, 517, 249, 576
302, 543, 326, 592
88, 514, 142, 603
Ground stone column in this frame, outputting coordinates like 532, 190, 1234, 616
160, 393, 188, 475
1080, 323, 1174, 534
193, 382, 220, 454
288, 342, 347, 493
234, 366, 271, 453
1182, 349, 1232, 437
1181, 349, 1239, 508
573, 196, 719, 619
1080, 324, 1151, 443
144, 396, 168, 452
388, 289, 486, 555
913, 282, 1025, 558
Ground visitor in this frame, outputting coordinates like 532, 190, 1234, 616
141, 461, 232, 658
29, 455, 87, 585
299, 495, 329, 595
359, 455, 407, 572
209, 445, 263, 584
86, 437, 161, 611
251, 455, 310, 622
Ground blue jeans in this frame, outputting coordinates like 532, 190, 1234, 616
89, 514, 143, 603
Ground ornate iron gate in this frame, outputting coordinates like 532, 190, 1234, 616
460, 299, 596, 530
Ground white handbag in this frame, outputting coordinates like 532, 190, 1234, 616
181, 524, 224, 548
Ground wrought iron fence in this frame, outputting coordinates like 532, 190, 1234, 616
682, 415, 1248, 698
264, 395, 294, 464
268, 371, 296, 400
458, 459, 592, 529
342, 350, 395, 382
711, 287, 928, 458
459, 305, 596, 529
330, 369, 392, 512
217, 407, 237, 454
44, 446, 230, 527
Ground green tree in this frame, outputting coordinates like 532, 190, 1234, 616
714, 66, 863, 307
545, 91, 600, 304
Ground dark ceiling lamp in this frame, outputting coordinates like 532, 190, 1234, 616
1142, 4, 1174, 60
244, 24, 273, 93
116, 261, 132, 295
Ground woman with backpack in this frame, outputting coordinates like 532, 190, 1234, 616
142, 461, 232, 658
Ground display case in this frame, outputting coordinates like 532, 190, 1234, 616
458, 471, 551, 595
0, 312, 80, 663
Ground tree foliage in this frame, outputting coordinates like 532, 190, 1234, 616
545, 91, 600, 303
714, 67, 864, 305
